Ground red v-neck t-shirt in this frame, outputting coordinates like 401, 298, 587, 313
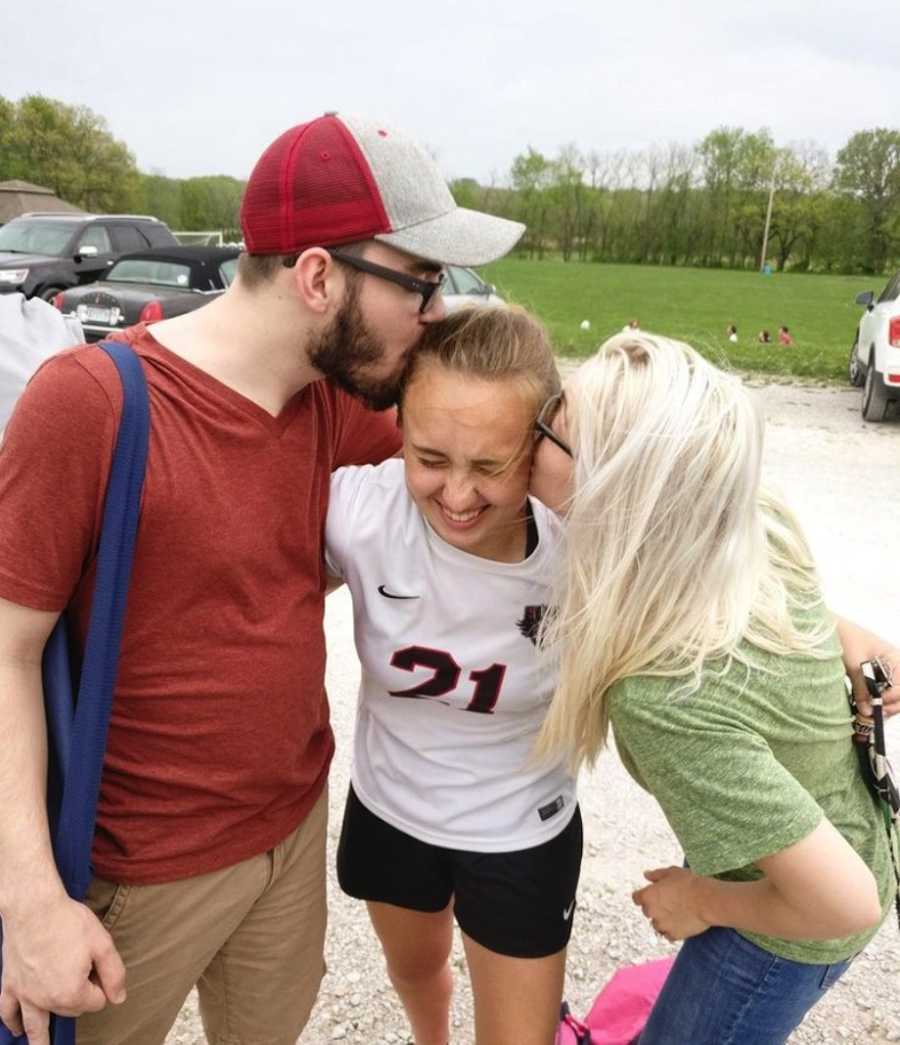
0, 324, 401, 883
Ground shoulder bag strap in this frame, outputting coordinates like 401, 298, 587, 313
51, 340, 150, 901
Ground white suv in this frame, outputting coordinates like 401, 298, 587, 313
849, 271, 900, 422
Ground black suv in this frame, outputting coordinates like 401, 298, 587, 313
0, 213, 179, 301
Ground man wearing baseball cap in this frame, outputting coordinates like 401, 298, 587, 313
0, 114, 523, 1045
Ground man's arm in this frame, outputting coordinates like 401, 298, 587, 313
835, 614, 899, 716
0, 596, 126, 1045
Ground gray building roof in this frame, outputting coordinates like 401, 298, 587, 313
0, 180, 84, 223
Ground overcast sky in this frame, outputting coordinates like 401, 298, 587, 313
4, 0, 899, 185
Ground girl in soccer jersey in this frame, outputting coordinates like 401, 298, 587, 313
530, 332, 897, 1045
325, 306, 580, 1045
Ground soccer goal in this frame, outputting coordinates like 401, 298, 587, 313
173, 230, 224, 247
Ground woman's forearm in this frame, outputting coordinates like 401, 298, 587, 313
690, 820, 884, 941
689, 874, 878, 941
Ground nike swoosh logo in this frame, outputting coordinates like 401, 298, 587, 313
378, 585, 420, 600
563, 900, 575, 921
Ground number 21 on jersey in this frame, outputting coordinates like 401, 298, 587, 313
388, 645, 507, 714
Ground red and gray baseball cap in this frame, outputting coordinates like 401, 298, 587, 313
240, 113, 525, 267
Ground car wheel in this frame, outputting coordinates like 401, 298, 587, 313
848, 336, 865, 387
861, 362, 889, 422
37, 285, 64, 303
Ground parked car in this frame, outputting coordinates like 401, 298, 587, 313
0, 213, 178, 302
442, 265, 503, 312
848, 271, 900, 422
53, 246, 241, 341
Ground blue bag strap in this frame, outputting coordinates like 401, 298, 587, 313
1, 340, 149, 1045
43, 618, 76, 830
57, 341, 148, 1045
52, 340, 150, 899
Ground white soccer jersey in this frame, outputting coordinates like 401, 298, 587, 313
325, 458, 576, 852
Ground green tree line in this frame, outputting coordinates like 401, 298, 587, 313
453, 126, 900, 275
0, 95, 244, 236
2, 95, 898, 273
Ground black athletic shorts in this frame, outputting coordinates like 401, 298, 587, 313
337, 786, 583, 959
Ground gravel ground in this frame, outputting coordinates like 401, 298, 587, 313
166, 377, 900, 1045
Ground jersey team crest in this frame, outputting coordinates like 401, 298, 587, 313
517, 604, 546, 646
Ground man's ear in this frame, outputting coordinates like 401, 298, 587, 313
291, 248, 341, 314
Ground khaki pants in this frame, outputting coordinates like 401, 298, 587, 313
77, 787, 328, 1045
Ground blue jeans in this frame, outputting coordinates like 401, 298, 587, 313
638, 926, 852, 1045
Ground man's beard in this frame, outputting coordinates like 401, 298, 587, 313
308, 282, 416, 411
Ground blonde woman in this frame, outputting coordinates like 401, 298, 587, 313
325, 307, 579, 1045
531, 333, 898, 1045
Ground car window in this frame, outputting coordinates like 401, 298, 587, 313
111, 226, 150, 253
144, 224, 177, 246
0, 220, 74, 256
448, 266, 487, 295
219, 257, 238, 287
876, 273, 900, 304
78, 225, 113, 254
440, 268, 458, 295
108, 259, 193, 287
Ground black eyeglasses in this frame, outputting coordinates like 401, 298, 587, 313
326, 248, 445, 314
534, 392, 572, 457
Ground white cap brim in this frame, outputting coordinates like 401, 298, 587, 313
375, 207, 525, 267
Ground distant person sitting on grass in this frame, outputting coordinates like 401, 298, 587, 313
622, 318, 640, 333
757, 329, 772, 344
778, 325, 794, 346
726, 324, 738, 344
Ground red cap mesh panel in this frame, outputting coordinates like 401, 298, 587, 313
240, 117, 391, 254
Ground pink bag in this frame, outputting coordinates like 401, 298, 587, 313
556, 957, 675, 1045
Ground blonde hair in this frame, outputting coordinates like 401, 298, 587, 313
402, 304, 560, 413
400, 305, 560, 471
536, 333, 834, 770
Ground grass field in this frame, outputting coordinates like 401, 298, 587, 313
479, 258, 885, 381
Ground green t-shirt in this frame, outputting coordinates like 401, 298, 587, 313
609, 608, 896, 964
